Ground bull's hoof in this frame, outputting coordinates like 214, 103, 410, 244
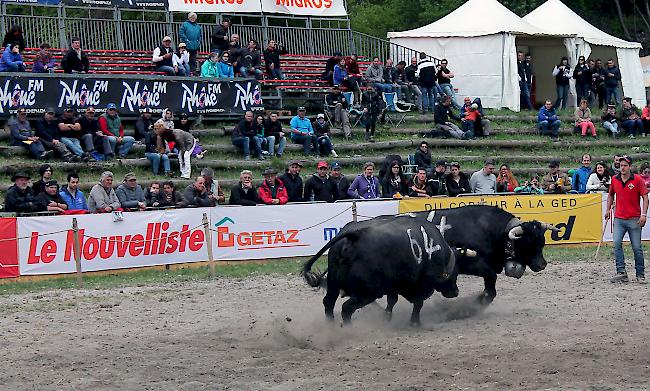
409, 320, 421, 328
384, 311, 393, 322
477, 292, 495, 306
441, 288, 459, 299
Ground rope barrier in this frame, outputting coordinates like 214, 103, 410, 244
80, 223, 206, 243
0, 228, 73, 243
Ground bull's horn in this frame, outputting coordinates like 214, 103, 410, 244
508, 226, 524, 240
465, 249, 477, 257
540, 222, 560, 232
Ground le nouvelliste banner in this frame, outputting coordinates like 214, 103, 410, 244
0, 218, 19, 279
398, 194, 604, 244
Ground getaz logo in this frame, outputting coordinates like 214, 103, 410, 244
234, 82, 263, 110
121, 81, 166, 112
181, 82, 221, 112
59, 80, 109, 108
214, 217, 305, 250
0, 79, 43, 113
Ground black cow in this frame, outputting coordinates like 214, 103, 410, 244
302, 213, 465, 326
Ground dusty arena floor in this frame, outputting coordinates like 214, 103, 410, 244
1, 259, 648, 390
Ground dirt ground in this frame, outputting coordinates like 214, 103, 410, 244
0, 259, 648, 391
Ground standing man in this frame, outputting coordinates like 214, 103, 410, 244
416, 52, 437, 114
290, 107, 317, 156
210, 18, 231, 54
603, 58, 621, 105
517, 51, 533, 110
263, 39, 288, 80
437, 58, 460, 109
404, 57, 422, 113
607, 155, 648, 283
279, 160, 304, 203
469, 159, 497, 194
179, 12, 201, 75
61, 37, 89, 74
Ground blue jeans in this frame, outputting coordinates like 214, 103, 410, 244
156, 65, 178, 76
4, 62, 25, 72
439, 83, 460, 109
259, 135, 284, 156
603, 121, 619, 136
178, 63, 190, 76
60, 137, 83, 156
555, 84, 569, 110
576, 83, 591, 103
13, 140, 45, 158
107, 135, 135, 157
613, 217, 645, 277
269, 67, 284, 80
317, 135, 334, 156
538, 120, 561, 137
274, 136, 286, 156
292, 133, 317, 155
145, 152, 171, 175
232, 136, 261, 157
622, 119, 643, 136
239, 66, 263, 79
519, 81, 533, 110
605, 87, 620, 105
372, 83, 394, 93
420, 86, 436, 112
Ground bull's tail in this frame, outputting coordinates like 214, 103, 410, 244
301, 229, 363, 288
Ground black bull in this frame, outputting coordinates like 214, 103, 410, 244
302, 213, 468, 326
303, 205, 558, 324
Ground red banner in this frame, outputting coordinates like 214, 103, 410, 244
0, 218, 19, 279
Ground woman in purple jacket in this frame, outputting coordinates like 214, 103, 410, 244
347, 162, 381, 199
31, 43, 56, 73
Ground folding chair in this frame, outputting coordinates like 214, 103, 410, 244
323, 95, 336, 127
402, 154, 419, 180
342, 91, 363, 127
382, 92, 414, 127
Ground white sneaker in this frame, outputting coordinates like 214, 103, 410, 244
331, 150, 338, 157
262, 150, 269, 155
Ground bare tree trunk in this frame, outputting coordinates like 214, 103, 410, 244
634, 2, 650, 35
614, 0, 633, 40
645, 0, 650, 28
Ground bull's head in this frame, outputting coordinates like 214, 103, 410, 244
507, 220, 559, 274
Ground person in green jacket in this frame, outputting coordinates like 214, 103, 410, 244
179, 12, 202, 75
200, 52, 220, 78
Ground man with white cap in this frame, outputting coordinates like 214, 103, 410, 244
153, 36, 184, 76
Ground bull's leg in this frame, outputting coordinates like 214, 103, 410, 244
409, 300, 424, 327
341, 296, 375, 325
323, 280, 339, 321
384, 294, 398, 321
460, 260, 498, 305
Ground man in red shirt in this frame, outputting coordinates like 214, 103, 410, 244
606, 155, 649, 283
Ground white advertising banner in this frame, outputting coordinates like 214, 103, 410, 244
17, 200, 399, 275
600, 193, 650, 242
260, 0, 347, 16
167, 0, 263, 13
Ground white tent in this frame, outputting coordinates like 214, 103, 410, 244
524, 0, 645, 107
388, 0, 558, 111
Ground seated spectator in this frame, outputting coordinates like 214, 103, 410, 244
542, 160, 572, 194
461, 97, 492, 137
325, 86, 351, 140
201, 167, 225, 205
200, 52, 220, 78
144, 181, 161, 207
345, 54, 363, 103
621, 97, 642, 138
434, 95, 464, 139
173, 42, 191, 77
601, 104, 620, 137
430, 160, 448, 196
537, 100, 561, 141
35, 180, 68, 214
227, 33, 242, 66
408, 168, 434, 198
381, 160, 408, 198
304, 161, 339, 202
217, 51, 234, 78
586, 161, 611, 193
160, 108, 175, 130
642, 99, 650, 137
153, 36, 185, 76
361, 85, 384, 142
88, 171, 121, 213
145, 121, 171, 176
460, 102, 479, 140
383, 59, 402, 100
365, 57, 393, 93
31, 43, 55, 73
334, 57, 361, 102
33, 163, 53, 195
239, 40, 263, 79
232, 111, 262, 160
313, 113, 337, 157
59, 172, 88, 212
322, 51, 342, 85
470, 159, 497, 194
263, 39, 287, 80
158, 181, 187, 208
290, 107, 317, 156
35, 108, 79, 162
496, 164, 519, 193
79, 106, 112, 160
61, 37, 89, 74
403, 57, 422, 112
183, 176, 215, 207
98, 103, 135, 159
0, 43, 24, 72
445, 161, 471, 197
279, 160, 304, 202
347, 162, 381, 199
175, 112, 192, 133
254, 114, 275, 157
155, 119, 196, 179
640, 162, 650, 190
258, 168, 289, 205
575, 99, 597, 139
333, 58, 349, 88
116, 172, 146, 211
4, 171, 45, 213
514, 176, 545, 194
330, 161, 350, 200
264, 112, 286, 157
414, 141, 432, 175
8, 107, 48, 159
229, 170, 259, 206
572, 153, 592, 194
58, 106, 94, 161
135, 107, 154, 141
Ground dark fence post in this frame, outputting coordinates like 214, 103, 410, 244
58, 3, 67, 49
114, 7, 124, 50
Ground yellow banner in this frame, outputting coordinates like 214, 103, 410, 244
398, 194, 603, 244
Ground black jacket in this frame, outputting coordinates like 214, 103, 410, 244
361, 90, 384, 116
4, 185, 45, 213
135, 116, 154, 140
303, 174, 338, 203
446, 172, 471, 197
405, 64, 418, 84
312, 120, 330, 138
263, 46, 288, 72
233, 118, 256, 139
517, 60, 532, 84
331, 175, 350, 200
429, 171, 448, 196
383, 67, 398, 84
573, 64, 591, 86
144, 130, 159, 154
325, 92, 349, 109
279, 172, 303, 202
414, 149, 432, 169
381, 174, 408, 198
229, 183, 259, 206
157, 190, 187, 208
264, 119, 284, 139
61, 48, 89, 74
210, 24, 230, 53
434, 104, 460, 125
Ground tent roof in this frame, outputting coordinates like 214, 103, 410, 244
387, 0, 554, 38
523, 0, 641, 49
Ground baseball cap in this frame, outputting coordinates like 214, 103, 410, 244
317, 161, 329, 169
143, 107, 153, 113
124, 172, 137, 181
106, 103, 117, 110
548, 160, 560, 168
179, 42, 187, 48
331, 162, 341, 170
619, 155, 632, 164
45, 107, 55, 114
44, 180, 58, 187
435, 159, 447, 167
289, 160, 303, 167
163, 36, 172, 42
297, 106, 306, 112
317, 113, 325, 119
263, 167, 277, 176
64, 106, 75, 112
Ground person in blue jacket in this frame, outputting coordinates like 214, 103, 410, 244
59, 172, 88, 212
217, 51, 234, 78
572, 153, 592, 194
179, 12, 202, 75
537, 99, 561, 141
0, 43, 24, 72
